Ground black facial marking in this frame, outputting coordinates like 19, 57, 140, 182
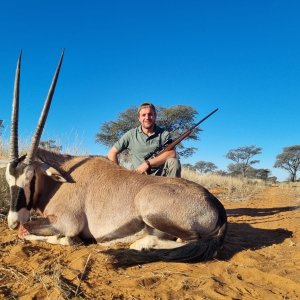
8, 158, 35, 212
10, 185, 27, 212
27, 175, 36, 210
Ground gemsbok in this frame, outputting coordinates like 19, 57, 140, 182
3, 51, 227, 262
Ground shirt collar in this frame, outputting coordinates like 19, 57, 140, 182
138, 124, 160, 136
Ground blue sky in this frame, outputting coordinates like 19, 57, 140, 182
0, 0, 299, 181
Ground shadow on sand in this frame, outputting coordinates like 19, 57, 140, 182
103, 205, 296, 268
226, 205, 299, 218
218, 205, 298, 260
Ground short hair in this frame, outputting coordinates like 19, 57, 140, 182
137, 102, 156, 116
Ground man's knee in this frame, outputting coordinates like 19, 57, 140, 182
165, 158, 181, 178
166, 157, 180, 168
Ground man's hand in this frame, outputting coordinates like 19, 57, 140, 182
107, 146, 120, 164
136, 161, 150, 174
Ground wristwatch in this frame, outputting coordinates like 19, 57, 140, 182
145, 160, 151, 169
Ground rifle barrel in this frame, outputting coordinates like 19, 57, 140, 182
192, 108, 219, 130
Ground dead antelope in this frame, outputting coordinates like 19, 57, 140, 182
4, 51, 227, 262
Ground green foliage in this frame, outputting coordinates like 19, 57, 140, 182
252, 168, 271, 180
246, 166, 271, 180
194, 160, 218, 174
182, 163, 197, 171
40, 139, 62, 153
274, 145, 300, 182
96, 106, 139, 148
156, 105, 200, 138
226, 145, 262, 177
95, 104, 200, 158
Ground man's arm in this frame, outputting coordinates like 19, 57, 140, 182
107, 146, 120, 165
136, 149, 176, 174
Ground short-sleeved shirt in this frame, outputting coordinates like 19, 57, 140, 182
113, 125, 171, 169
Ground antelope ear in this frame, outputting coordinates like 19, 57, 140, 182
39, 162, 67, 183
0, 160, 9, 168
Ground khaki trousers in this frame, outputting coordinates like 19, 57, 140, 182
149, 158, 181, 178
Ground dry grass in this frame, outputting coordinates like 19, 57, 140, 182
44, 131, 89, 156
277, 181, 300, 202
0, 167, 9, 214
0, 130, 88, 159
0, 138, 31, 159
0, 139, 8, 158
182, 168, 267, 201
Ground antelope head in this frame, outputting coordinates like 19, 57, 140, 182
6, 51, 65, 229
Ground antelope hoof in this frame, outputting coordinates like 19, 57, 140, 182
18, 224, 29, 239
130, 235, 159, 251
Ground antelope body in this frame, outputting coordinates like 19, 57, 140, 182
4, 52, 227, 262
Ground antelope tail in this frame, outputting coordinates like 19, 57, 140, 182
159, 221, 227, 262
104, 222, 227, 267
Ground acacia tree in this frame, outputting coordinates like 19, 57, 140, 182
95, 105, 201, 158
182, 163, 197, 171
225, 145, 262, 177
246, 166, 271, 180
274, 145, 300, 182
40, 139, 62, 153
194, 160, 218, 174
253, 168, 271, 180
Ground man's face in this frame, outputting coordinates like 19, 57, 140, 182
138, 107, 156, 130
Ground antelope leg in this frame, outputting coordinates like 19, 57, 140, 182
18, 218, 81, 245
130, 235, 186, 251
21, 216, 60, 236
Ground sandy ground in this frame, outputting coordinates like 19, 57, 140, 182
0, 186, 299, 300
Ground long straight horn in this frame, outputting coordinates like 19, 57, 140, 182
24, 50, 64, 165
9, 51, 22, 163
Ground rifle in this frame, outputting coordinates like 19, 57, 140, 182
144, 108, 219, 160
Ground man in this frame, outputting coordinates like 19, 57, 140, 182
107, 102, 181, 177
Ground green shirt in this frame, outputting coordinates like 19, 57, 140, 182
114, 125, 171, 169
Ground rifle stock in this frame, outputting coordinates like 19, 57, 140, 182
159, 129, 193, 155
